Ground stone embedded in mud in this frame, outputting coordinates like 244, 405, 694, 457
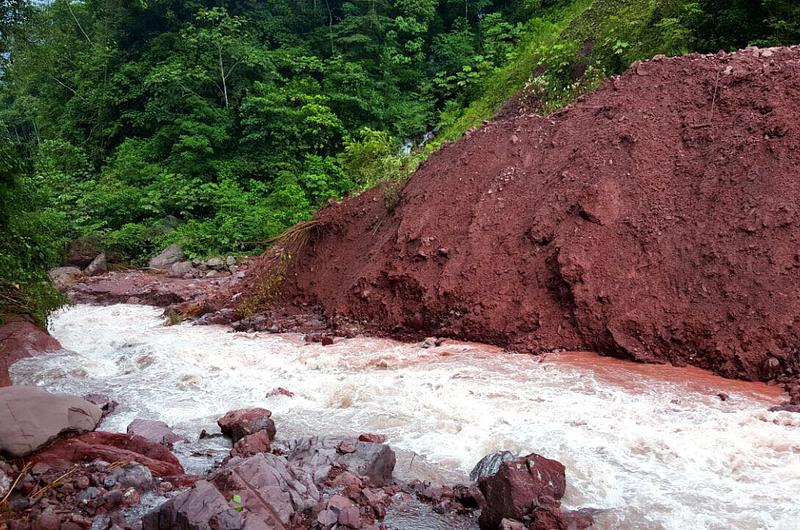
126, 418, 188, 448
217, 408, 276, 443
470, 451, 516, 482
142, 480, 241, 530
0, 386, 102, 458
286, 436, 396, 487
210, 453, 320, 527
477, 453, 566, 530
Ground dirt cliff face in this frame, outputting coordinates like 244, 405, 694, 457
246, 46, 800, 383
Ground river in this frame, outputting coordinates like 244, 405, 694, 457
10, 304, 800, 530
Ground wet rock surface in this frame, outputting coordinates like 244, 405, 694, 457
127, 419, 188, 448
0, 386, 102, 458
0, 320, 62, 387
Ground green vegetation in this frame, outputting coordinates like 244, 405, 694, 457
0, 0, 798, 322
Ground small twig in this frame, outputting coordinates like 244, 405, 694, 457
0, 462, 32, 507
708, 69, 721, 125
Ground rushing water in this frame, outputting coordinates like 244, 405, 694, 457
10, 304, 800, 530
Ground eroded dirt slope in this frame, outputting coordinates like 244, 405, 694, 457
245, 46, 800, 383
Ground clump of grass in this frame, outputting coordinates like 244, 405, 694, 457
237, 220, 323, 316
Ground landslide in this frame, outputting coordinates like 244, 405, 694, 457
244, 46, 800, 383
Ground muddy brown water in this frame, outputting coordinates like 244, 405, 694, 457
10, 304, 800, 530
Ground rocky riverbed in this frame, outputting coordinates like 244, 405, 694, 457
1, 297, 798, 529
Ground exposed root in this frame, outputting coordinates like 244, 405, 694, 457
238, 220, 323, 316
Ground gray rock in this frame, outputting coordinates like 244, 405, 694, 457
84, 253, 107, 276
109, 463, 153, 491
127, 418, 188, 447
48, 266, 83, 290
205, 257, 225, 270
0, 467, 10, 500
0, 386, 102, 458
286, 436, 396, 486
148, 244, 184, 270
210, 453, 319, 527
142, 480, 241, 530
169, 261, 194, 276
225, 256, 236, 268
469, 450, 516, 481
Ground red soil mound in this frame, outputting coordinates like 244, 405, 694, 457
244, 46, 800, 384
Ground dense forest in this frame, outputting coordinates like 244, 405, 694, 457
0, 0, 798, 323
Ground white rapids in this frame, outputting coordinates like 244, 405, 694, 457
10, 304, 800, 530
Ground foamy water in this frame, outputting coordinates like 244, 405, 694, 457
11, 304, 800, 530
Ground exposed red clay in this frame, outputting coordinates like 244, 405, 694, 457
241, 46, 800, 395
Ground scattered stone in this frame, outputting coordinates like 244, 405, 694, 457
168, 261, 194, 277
265, 387, 295, 398
225, 256, 236, 268
148, 244, 184, 270
217, 408, 276, 443
286, 436, 396, 486
126, 419, 188, 447
0, 386, 102, 458
358, 433, 386, 444
321, 335, 335, 346
717, 392, 729, 402
48, 266, 84, 290
205, 257, 225, 270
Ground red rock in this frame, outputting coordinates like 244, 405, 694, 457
217, 408, 275, 442
32, 509, 61, 530
478, 453, 566, 530
230, 430, 271, 457
320, 335, 335, 346
358, 433, 386, 444
265, 387, 294, 398
337, 440, 357, 454
0, 320, 61, 387
29, 432, 185, 478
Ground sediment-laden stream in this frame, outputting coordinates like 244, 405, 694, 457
10, 304, 800, 530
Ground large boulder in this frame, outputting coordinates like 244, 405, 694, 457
210, 453, 320, 527
84, 253, 107, 276
48, 266, 83, 290
286, 436, 396, 486
148, 244, 184, 270
142, 480, 241, 530
127, 418, 188, 447
217, 408, 276, 442
0, 386, 102, 458
0, 320, 61, 387
30, 431, 185, 477
477, 453, 567, 530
